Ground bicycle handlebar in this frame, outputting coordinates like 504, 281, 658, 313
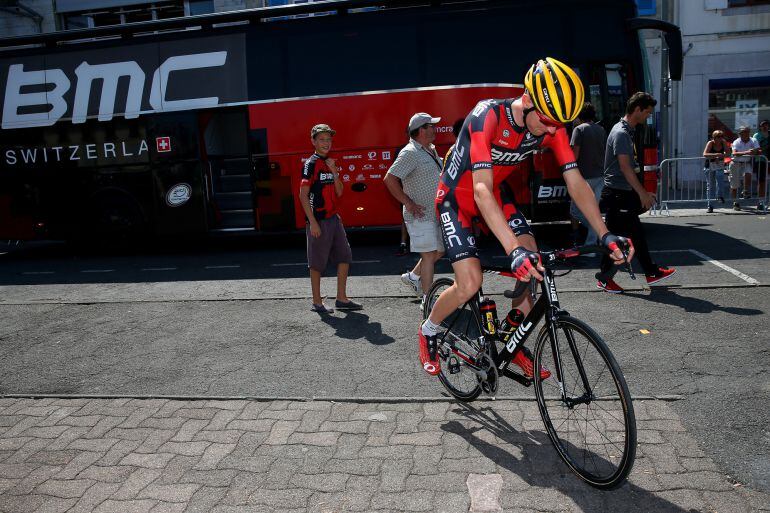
498, 242, 635, 300
504, 279, 532, 299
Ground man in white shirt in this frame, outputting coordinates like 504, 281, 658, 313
729, 126, 761, 210
385, 113, 445, 306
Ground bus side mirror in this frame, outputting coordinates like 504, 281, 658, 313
626, 18, 683, 81
663, 30, 683, 80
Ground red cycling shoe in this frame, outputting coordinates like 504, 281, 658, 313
418, 329, 441, 376
512, 347, 551, 379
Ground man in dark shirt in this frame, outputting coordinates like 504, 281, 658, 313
597, 93, 676, 293
569, 102, 607, 248
299, 124, 362, 313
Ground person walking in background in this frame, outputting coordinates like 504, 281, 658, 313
702, 130, 729, 213
385, 113, 445, 306
753, 120, 769, 208
299, 124, 362, 313
596, 92, 676, 293
729, 126, 761, 210
569, 102, 607, 249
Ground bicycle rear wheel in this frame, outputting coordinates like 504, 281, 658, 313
533, 315, 636, 489
424, 277, 482, 401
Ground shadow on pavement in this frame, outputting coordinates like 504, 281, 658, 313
442, 402, 695, 513
0, 220, 766, 287
317, 310, 395, 346
625, 289, 764, 315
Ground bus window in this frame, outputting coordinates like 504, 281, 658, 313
586, 63, 630, 132
606, 64, 628, 125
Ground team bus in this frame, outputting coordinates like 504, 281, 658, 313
0, 0, 682, 241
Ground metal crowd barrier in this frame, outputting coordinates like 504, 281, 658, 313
654, 155, 769, 215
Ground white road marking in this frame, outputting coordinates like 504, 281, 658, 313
651, 249, 759, 284
652, 249, 759, 284
687, 249, 759, 285
204, 265, 241, 269
22, 271, 55, 275
80, 269, 114, 273
141, 267, 178, 271
271, 260, 381, 267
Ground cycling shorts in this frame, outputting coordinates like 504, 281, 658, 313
436, 181, 533, 263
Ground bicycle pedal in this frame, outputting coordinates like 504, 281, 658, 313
502, 367, 532, 387
447, 356, 461, 375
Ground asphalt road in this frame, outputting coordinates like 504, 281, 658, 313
1, 211, 768, 495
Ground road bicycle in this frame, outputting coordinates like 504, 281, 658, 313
422, 244, 637, 489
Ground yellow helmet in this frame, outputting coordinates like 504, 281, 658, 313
524, 57, 585, 124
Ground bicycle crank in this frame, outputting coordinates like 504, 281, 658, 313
476, 354, 499, 395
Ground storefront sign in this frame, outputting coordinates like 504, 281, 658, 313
735, 99, 758, 130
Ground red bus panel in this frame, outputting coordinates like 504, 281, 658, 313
248, 85, 526, 229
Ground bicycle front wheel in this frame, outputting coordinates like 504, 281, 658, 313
424, 277, 482, 401
533, 316, 636, 489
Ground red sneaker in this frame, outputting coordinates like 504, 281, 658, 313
597, 278, 624, 294
512, 347, 551, 379
646, 266, 676, 285
418, 329, 441, 376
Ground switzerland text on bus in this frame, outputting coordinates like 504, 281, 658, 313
0, 0, 681, 241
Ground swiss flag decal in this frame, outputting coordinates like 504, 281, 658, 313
156, 137, 171, 153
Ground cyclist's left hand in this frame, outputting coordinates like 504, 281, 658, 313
509, 246, 544, 282
601, 233, 635, 265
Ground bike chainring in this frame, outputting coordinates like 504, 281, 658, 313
477, 353, 499, 395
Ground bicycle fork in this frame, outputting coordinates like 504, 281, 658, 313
542, 314, 596, 408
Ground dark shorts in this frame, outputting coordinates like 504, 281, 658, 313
306, 215, 353, 272
436, 181, 533, 263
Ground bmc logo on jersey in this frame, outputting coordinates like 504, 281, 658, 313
445, 145, 466, 180
491, 148, 534, 164
472, 100, 495, 118
440, 212, 462, 248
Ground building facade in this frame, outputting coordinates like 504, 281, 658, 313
643, 0, 770, 163
0, 0, 290, 35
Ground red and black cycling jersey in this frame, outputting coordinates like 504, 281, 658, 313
439, 97, 578, 215
300, 153, 339, 221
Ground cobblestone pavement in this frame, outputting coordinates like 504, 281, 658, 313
0, 397, 768, 513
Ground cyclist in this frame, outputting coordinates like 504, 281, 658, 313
420, 57, 634, 377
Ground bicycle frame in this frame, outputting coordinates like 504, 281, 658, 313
440, 251, 598, 402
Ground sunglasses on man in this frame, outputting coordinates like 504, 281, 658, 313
533, 109, 564, 128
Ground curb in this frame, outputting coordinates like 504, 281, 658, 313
0, 393, 686, 402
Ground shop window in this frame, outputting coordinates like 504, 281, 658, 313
708, 77, 770, 141
188, 0, 214, 15
60, 1, 187, 29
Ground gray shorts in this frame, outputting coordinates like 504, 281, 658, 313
729, 161, 751, 189
406, 217, 444, 253
306, 215, 353, 272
